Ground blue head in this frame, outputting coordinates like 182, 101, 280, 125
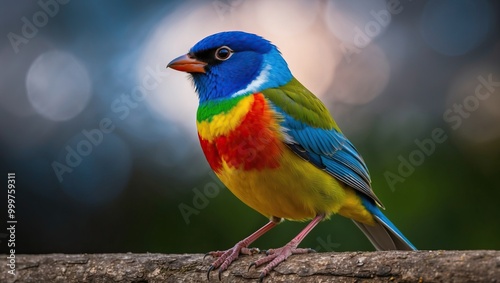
167, 31, 292, 102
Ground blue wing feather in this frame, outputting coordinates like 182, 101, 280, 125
274, 105, 384, 207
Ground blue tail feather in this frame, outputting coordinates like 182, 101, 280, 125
355, 194, 417, 251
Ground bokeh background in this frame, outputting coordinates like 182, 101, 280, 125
1, 0, 499, 255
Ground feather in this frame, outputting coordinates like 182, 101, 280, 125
354, 195, 417, 250
263, 77, 384, 208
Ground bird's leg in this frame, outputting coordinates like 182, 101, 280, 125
206, 216, 281, 280
250, 214, 325, 281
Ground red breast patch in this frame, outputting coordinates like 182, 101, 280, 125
198, 94, 283, 172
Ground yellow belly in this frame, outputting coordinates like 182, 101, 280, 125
216, 146, 375, 224
196, 93, 374, 224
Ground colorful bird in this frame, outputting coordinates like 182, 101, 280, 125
167, 31, 416, 281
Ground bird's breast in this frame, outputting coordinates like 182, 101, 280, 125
197, 93, 285, 173
196, 93, 363, 221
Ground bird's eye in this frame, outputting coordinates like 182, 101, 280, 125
215, 46, 233, 61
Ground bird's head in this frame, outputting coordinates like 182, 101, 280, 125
167, 31, 292, 102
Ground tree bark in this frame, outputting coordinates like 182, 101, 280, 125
1, 251, 498, 282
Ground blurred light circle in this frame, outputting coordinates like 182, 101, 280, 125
275, 33, 339, 98
236, 2, 340, 98
138, 4, 217, 136
446, 65, 500, 143
325, 0, 390, 46
328, 44, 390, 105
26, 50, 92, 121
253, 0, 320, 36
59, 133, 131, 206
420, 0, 491, 56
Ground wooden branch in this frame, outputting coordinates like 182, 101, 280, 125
1, 251, 498, 282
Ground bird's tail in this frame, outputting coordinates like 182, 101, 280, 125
354, 196, 417, 251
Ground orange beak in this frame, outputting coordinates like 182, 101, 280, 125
167, 54, 207, 73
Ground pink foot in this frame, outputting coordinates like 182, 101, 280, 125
249, 214, 324, 281
206, 241, 260, 280
204, 219, 279, 280
249, 242, 315, 281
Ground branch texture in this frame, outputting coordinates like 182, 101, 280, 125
1, 251, 499, 282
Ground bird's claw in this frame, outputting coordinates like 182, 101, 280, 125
206, 243, 261, 280
218, 268, 224, 281
250, 245, 316, 281
207, 265, 215, 281
207, 263, 229, 281
248, 261, 257, 271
